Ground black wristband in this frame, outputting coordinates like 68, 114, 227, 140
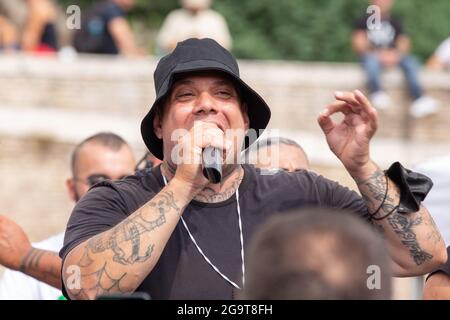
385, 162, 433, 214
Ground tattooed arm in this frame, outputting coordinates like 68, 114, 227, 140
19, 248, 62, 289
0, 216, 61, 289
318, 90, 446, 277
354, 161, 446, 276
62, 177, 196, 300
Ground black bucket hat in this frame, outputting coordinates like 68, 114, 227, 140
140, 38, 271, 160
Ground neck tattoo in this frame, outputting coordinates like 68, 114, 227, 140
161, 162, 244, 204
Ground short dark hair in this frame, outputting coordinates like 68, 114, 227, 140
242, 207, 391, 300
71, 132, 128, 176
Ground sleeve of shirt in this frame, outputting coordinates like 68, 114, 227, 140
103, 3, 124, 23
298, 171, 370, 220
435, 38, 450, 64
391, 17, 404, 36
59, 182, 131, 261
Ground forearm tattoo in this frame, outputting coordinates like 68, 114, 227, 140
68, 191, 181, 299
357, 169, 434, 266
20, 248, 62, 288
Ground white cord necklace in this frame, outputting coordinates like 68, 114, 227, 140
162, 173, 245, 290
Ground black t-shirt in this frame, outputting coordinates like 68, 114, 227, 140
60, 164, 369, 299
73, 0, 124, 54
354, 15, 404, 49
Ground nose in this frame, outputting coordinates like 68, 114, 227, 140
192, 92, 218, 115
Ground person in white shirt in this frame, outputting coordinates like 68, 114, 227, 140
414, 155, 450, 246
157, 0, 232, 54
0, 132, 136, 300
427, 37, 450, 71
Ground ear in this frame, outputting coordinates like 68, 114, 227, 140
153, 113, 163, 139
66, 178, 77, 203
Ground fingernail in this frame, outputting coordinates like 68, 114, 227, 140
335, 91, 343, 97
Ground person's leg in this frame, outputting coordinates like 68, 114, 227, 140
361, 53, 391, 109
399, 55, 423, 100
0, 15, 19, 51
361, 53, 383, 93
401, 55, 440, 118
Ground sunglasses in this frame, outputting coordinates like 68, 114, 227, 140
75, 174, 128, 187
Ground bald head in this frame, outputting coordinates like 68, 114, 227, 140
245, 137, 310, 172
68, 132, 136, 202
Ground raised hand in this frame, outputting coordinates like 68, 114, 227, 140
318, 90, 378, 177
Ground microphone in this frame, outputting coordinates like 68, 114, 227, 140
202, 146, 222, 184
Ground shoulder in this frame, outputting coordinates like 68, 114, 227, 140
78, 169, 159, 213
102, 2, 124, 19
436, 38, 450, 56
164, 9, 189, 21
243, 165, 333, 197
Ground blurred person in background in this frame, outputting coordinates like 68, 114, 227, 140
415, 155, 450, 300
156, 0, 232, 54
243, 136, 310, 173
73, 0, 143, 56
352, 0, 438, 118
427, 37, 450, 71
414, 155, 450, 247
0, 132, 136, 299
135, 151, 163, 172
241, 208, 391, 299
21, 0, 59, 53
0, 14, 19, 51
0, 0, 71, 54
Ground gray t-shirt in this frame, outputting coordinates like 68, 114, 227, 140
60, 164, 369, 299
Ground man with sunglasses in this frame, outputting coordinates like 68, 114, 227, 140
0, 132, 135, 299
61, 38, 446, 300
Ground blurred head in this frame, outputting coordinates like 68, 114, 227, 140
242, 208, 391, 300
135, 151, 163, 171
244, 137, 309, 172
371, 0, 394, 16
153, 71, 249, 174
181, 0, 211, 12
66, 132, 136, 202
113, 0, 135, 11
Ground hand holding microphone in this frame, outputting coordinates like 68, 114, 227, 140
174, 121, 229, 189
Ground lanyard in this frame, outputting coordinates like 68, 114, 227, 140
162, 174, 245, 289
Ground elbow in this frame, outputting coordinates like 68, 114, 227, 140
62, 249, 97, 300
392, 243, 448, 277
430, 242, 448, 271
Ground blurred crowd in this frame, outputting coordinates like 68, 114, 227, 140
0, 0, 232, 56
0, 0, 450, 301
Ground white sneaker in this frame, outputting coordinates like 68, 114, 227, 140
409, 96, 440, 118
370, 91, 391, 110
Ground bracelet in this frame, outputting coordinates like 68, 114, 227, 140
369, 173, 388, 219
371, 204, 399, 221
